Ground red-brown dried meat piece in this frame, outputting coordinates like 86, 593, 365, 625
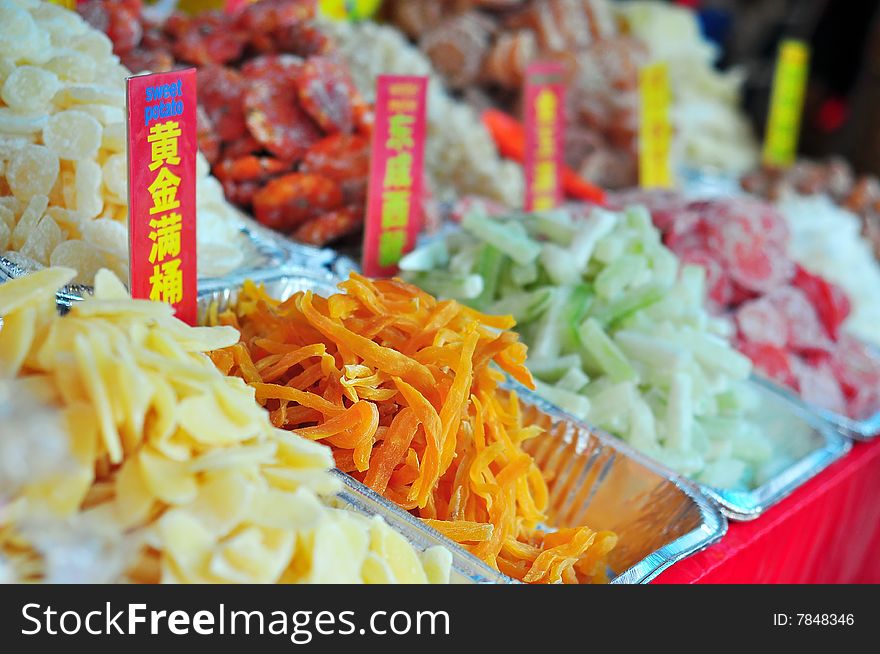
294, 56, 357, 135
293, 206, 362, 245
199, 65, 248, 142
166, 12, 246, 66
237, 0, 315, 33
240, 54, 304, 83
196, 104, 221, 166
252, 173, 343, 231
214, 155, 292, 183
300, 133, 370, 182
274, 21, 333, 58
244, 77, 322, 161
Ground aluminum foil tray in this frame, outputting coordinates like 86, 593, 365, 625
197, 272, 728, 584
0, 211, 340, 311
751, 373, 880, 442
516, 377, 851, 522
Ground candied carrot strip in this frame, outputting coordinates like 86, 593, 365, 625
362, 408, 419, 494
299, 292, 436, 391
256, 344, 326, 382
422, 519, 494, 543
436, 330, 478, 480
252, 382, 344, 416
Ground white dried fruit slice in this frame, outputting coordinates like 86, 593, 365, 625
1, 65, 59, 113
44, 51, 97, 84
101, 121, 125, 152
6, 143, 59, 201
69, 30, 114, 63
20, 215, 62, 266
101, 152, 127, 199
12, 194, 49, 250
43, 109, 103, 160
74, 159, 103, 219
0, 107, 47, 135
80, 218, 127, 262
53, 85, 124, 108
49, 239, 105, 285
76, 104, 124, 126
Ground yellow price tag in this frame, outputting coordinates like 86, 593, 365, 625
47, 0, 76, 9
763, 39, 810, 168
319, 0, 382, 21
638, 62, 674, 189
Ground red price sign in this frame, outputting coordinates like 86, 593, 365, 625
361, 75, 428, 278
126, 68, 198, 325
524, 62, 565, 212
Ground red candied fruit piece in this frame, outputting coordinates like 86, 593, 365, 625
828, 334, 880, 399
252, 173, 343, 232
739, 341, 798, 389
702, 198, 794, 294
240, 54, 304, 82
292, 206, 362, 246
294, 56, 357, 134
166, 12, 246, 66
199, 65, 248, 142
767, 286, 833, 354
791, 358, 848, 415
735, 296, 787, 348
791, 264, 851, 340
244, 78, 322, 161
300, 133, 370, 182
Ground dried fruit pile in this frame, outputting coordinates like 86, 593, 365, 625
209, 273, 617, 583
383, 0, 757, 189
613, 190, 880, 420
741, 158, 880, 261
84, 0, 373, 246
386, 0, 645, 189
0, 0, 245, 284
0, 266, 451, 584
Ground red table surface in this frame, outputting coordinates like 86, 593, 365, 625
654, 437, 880, 583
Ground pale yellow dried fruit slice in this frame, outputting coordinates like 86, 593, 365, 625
43, 109, 103, 160
1, 65, 59, 112
138, 447, 198, 505
74, 158, 103, 218
12, 193, 49, 249
20, 215, 62, 266
49, 240, 104, 285
6, 144, 58, 200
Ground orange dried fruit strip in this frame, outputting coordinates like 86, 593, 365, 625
211, 273, 615, 583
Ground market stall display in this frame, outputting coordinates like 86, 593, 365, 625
209, 273, 618, 584
320, 17, 525, 207
81, 0, 374, 247
397, 202, 812, 490
0, 0, 248, 284
382, 0, 757, 189
616, 1, 758, 175
612, 190, 880, 424
0, 266, 451, 583
741, 159, 880, 264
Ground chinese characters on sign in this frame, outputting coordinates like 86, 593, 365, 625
638, 62, 674, 189
763, 40, 810, 168
524, 62, 565, 212
127, 69, 197, 325
362, 75, 428, 277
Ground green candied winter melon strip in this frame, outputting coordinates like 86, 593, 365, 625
486, 288, 552, 325
403, 271, 483, 302
534, 380, 591, 420
589, 283, 667, 328
398, 239, 449, 272
577, 318, 637, 383
472, 243, 505, 310
461, 211, 541, 265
